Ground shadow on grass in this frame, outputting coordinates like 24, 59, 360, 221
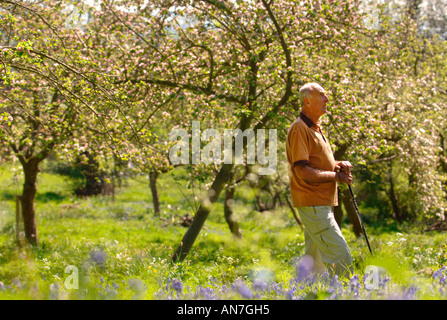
0, 190, 67, 203
36, 192, 67, 203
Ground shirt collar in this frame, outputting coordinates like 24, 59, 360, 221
299, 112, 316, 128
299, 112, 326, 142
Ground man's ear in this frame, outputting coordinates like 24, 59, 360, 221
302, 96, 310, 107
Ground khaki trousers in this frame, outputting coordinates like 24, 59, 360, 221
297, 206, 353, 277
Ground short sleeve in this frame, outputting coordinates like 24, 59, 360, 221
287, 124, 310, 167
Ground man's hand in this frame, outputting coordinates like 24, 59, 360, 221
335, 161, 353, 175
335, 161, 353, 185
337, 170, 353, 185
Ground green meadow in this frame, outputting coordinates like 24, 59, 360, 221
0, 161, 446, 300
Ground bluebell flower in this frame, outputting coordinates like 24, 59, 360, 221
285, 289, 295, 300
171, 279, 183, 295
90, 249, 107, 265
434, 266, 447, 285
252, 279, 268, 292
12, 278, 22, 290
128, 278, 145, 294
197, 286, 215, 300
295, 255, 314, 282
49, 283, 59, 300
220, 285, 228, 293
234, 280, 254, 299
349, 275, 360, 295
379, 275, 391, 289
165, 277, 172, 291
270, 282, 284, 296
402, 285, 418, 299
330, 275, 342, 293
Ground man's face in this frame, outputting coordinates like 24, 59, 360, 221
306, 85, 329, 116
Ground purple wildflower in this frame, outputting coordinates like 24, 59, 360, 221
49, 283, 59, 300
220, 285, 229, 294
402, 285, 418, 299
286, 289, 295, 300
12, 278, 22, 290
234, 280, 254, 299
349, 275, 360, 295
171, 279, 183, 295
434, 266, 446, 285
128, 278, 145, 296
330, 275, 343, 293
196, 286, 215, 300
379, 275, 391, 289
252, 279, 268, 292
296, 255, 314, 282
90, 249, 107, 265
270, 282, 284, 296
165, 277, 172, 291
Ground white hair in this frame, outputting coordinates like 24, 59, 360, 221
298, 82, 322, 107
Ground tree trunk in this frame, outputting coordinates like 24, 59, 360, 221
438, 132, 447, 203
171, 163, 233, 262
389, 167, 403, 223
342, 188, 362, 237
285, 194, 303, 230
333, 187, 343, 228
149, 170, 161, 216
333, 144, 348, 229
20, 157, 40, 246
224, 186, 242, 238
16, 195, 22, 248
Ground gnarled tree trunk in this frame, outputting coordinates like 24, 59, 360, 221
334, 187, 343, 228
342, 188, 362, 237
333, 144, 348, 228
172, 163, 233, 262
224, 186, 242, 238
149, 170, 161, 216
389, 162, 404, 222
19, 157, 40, 246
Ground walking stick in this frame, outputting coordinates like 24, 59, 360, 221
348, 185, 373, 255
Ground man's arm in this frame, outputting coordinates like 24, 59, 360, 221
295, 165, 352, 185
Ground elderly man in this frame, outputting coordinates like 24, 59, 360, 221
286, 82, 353, 277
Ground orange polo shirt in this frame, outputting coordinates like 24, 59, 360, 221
286, 112, 338, 207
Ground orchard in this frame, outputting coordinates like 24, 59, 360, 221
0, 0, 446, 305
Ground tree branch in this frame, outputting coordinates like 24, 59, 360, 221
254, 0, 293, 130
118, 77, 244, 105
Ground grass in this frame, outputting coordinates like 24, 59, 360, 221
0, 161, 446, 300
